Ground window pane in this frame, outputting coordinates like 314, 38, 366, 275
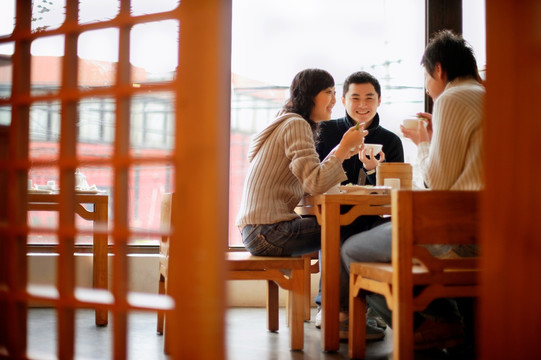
0, 1, 15, 36
31, 36, 64, 96
78, 97, 115, 153
79, 0, 120, 25
31, 0, 66, 32
129, 163, 174, 246
28, 165, 59, 246
130, 92, 175, 154
130, 0, 179, 16
230, 0, 426, 246
73, 165, 112, 246
0, 50, 12, 102
78, 28, 119, 88
130, 20, 179, 82
30, 101, 60, 160
463, 0, 486, 78
0, 106, 9, 125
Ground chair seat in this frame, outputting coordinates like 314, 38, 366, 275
225, 252, 307, 350
226, 252, 306, 270
158, 193, 319, 353
350, 262, 479, 286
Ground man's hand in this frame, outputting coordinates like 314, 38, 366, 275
333, 124, 368, 162
401, 112, 432, 145
359, 148, 385, 171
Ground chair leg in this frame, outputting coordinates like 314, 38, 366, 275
393, 291, 414, 360
289, 268, 305, 350
163, 317, 171, 355
267, 280, 279, 332
157, 274, 165, 334
303, 255, 311, 321
348, 273, 367, 359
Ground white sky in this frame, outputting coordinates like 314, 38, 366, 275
0, 0, 485, 84
232, 0, 425, 87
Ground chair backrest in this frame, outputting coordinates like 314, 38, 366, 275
159, 193, 174, 265
392, 190, 480, 274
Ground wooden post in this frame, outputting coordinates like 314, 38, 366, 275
168, 0, 231, 358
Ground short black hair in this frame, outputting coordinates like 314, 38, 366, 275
342, 71, 381, 98
422, 29, 481, 83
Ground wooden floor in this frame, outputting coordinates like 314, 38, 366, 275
27, 307, 469, 359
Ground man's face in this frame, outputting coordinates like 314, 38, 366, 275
424, 65, 446, 100
342, 82, 381, 126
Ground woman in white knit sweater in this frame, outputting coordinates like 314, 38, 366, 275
236, 68, 366, 256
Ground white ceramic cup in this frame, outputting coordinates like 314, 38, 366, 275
28, 179, 33, 190
363, 143, 383, 155
384, 178, 401, 190
403, 117, 426, 130
47, 180, 55, 188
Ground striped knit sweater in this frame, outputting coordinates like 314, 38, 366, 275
235, 113, 347, 228
418, 78, 485, 190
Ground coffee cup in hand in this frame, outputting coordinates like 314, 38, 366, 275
402, 117, 426, 130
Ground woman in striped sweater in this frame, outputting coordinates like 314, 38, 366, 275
235, 68, 366, 257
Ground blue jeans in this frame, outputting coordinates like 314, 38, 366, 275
314, 215, 390, 309
241, 217, 321, 256
341, 221, 462, 326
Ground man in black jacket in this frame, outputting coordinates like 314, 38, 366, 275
313, 71, 404, 339
317, 71, 404, 185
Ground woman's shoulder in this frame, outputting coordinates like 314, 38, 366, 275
276, 113, 311, 130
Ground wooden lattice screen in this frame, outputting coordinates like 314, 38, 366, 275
0, 1, 230, 359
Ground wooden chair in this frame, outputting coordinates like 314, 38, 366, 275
226, 252, 307, 350
157, 193, 318, 352
348, 190, 480, 360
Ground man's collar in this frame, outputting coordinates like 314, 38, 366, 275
345, 112, 380, 130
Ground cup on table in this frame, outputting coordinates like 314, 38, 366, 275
384, 178, 400, 190
47, 180, 55, 189
376, 162, 413, 189
28, 179, 33, 190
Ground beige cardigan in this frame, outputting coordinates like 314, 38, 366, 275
418, 78, 485, 190
236, 113, 347, 228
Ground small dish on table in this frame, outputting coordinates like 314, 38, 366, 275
338, 184, 391, 195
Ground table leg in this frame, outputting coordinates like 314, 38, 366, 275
320, 202, 341, 351
94, 201, 108, 326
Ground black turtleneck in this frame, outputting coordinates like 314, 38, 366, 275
316, 112, 404, 185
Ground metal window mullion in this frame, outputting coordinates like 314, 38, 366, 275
112, 1, 132, 358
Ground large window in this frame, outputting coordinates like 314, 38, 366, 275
463, 0, 486, 77
0, 0, 178, 247
1, 1, 229, 357
229, 0, 426, 246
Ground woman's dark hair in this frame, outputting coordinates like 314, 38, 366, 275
421, 30, 481, 83
282, 68, 335, 134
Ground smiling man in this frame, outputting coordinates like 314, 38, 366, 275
317, 71, 404, 186
313, 71, 404, 340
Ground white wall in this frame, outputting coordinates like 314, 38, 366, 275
28, 254, 321, 308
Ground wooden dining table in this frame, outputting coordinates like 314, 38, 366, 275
305, 192, 392, 352
27, 192, 109, 326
